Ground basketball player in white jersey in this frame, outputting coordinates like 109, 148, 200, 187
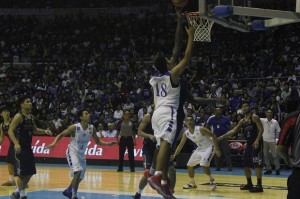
46, 109, 117, 199
171, 115, 221, 190
147, 25, 194, 198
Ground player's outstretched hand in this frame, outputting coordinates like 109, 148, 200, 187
45, 129, 53, 136
45, 143, 56, 150
148, 134, 156, 142
14, 144, 21, 154
109, 141, 118, 146
252, 141, 259, 149
185, 26, 195, 37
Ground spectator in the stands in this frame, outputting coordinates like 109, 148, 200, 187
113, 105, 124, 121
281, 82, 290, 102
96, 124, 106, 138
102, 123, 118, 138
123, 97, 134, 111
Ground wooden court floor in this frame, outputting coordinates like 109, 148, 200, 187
0, 163, 289, 199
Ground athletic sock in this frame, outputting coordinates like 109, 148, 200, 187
257, 178, 262, 186
14, 187, 19, 193
161, 180, 167, 185
9, 175, 14, 182
247, 178, 253, 186
190, 178, 195, 184
19, 190, 26, 197
137, 188, 143, 194
149, 167, 155, 175
154, 171, 162, 176
72, 188, 77, 197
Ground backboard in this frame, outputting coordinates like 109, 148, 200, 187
197, 0, 300, 32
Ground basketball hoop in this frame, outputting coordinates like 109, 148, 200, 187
186, 12, 214, 42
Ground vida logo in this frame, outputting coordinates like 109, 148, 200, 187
85, 141, 103, 156
31, 140, 50, 154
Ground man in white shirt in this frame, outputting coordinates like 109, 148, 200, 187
113, 105, 123, 121
260, 109, 281, 175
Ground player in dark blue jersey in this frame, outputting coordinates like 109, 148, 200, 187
219, 101, 264, 193
0, 104, 15, 186
133, 113, 156, 199
8, 96, 53, 199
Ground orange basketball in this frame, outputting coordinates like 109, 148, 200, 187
172, 0, 189, 8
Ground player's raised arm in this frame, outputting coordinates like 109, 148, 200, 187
169, 8, 184, 67
191, 95, 228, 105
170, 26, 195, 85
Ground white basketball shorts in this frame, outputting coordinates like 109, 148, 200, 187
187, 145, 215, 167
152, 107, 177, 146
66, 147, 86, 179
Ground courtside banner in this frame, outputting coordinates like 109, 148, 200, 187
0, 136, 144, 161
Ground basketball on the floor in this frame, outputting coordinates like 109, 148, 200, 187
171, 0, 189, 8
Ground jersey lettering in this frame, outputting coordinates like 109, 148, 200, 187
155, 83, 167, 97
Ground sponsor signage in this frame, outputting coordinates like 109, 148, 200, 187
0, 136, 144, 161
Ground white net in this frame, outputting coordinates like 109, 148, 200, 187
186, 13, 214, 42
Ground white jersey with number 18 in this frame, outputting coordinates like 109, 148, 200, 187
149, 71, 180, 110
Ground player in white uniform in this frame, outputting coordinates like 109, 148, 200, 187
147, 26, 194, 198
171, 115, 221, 190
46, 109, 117, 199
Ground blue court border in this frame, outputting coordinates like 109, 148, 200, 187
0, 190, 162, 199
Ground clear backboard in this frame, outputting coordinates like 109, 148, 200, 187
197, 0, 300, 32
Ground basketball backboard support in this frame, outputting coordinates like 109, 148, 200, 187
198, 0, 300, 31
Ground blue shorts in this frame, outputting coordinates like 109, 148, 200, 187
15, 148, 36, 176
142, 145, 155, 169
243, 141, 263, 167
6, 142, 15, 165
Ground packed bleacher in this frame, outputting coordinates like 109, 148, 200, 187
0, 1, 299, 138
